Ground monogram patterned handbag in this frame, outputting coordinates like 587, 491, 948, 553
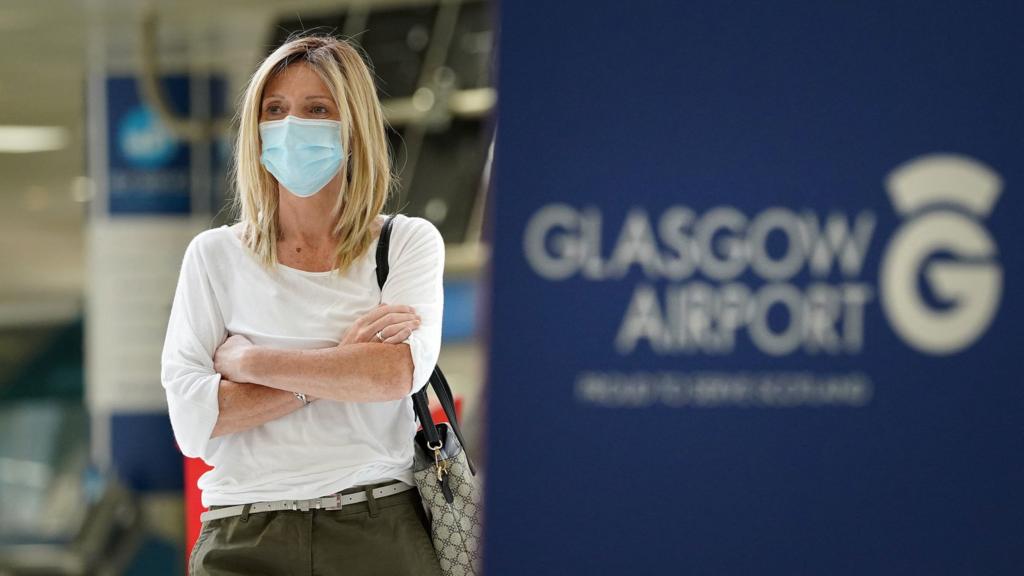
376, 214, 484, 576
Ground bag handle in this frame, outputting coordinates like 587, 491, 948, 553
375, 214, 477, 475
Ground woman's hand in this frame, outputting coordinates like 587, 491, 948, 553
340, 303, 421, 345
214, 333, 255, 383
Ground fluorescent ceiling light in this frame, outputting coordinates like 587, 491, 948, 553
0, 126, 69, 153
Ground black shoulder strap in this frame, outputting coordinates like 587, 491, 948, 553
374, 214, 477, 475
375, 215, 396, 290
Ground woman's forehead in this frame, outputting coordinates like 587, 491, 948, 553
264, 62, 331, 97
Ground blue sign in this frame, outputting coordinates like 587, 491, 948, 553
106, 76, 192, 214
105, 75, 227, 215
117, 106, 179, 169
110, 412, 183, 492
484, 2, 1023, 574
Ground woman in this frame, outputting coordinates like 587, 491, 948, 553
160, 35, 445, 575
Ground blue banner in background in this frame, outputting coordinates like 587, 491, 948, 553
105, 75, 227, 215
485, 2, 1023, 574
110, 413, 183, 492
106, 76, 192, 215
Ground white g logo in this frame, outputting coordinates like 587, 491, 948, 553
880, 154, 1003, 355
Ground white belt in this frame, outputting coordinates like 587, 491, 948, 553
199, 481, 415, 523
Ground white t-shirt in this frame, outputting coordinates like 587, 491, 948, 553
159, 213, 444, 507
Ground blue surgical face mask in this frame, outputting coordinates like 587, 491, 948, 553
259, 115, 344, 198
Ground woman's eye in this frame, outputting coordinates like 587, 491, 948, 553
312, 105, 328, 114
265, 104, 283, 114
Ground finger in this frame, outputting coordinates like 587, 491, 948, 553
365, 312, 419, 337
383, 325, 416, 344
362, 313, 418, 339
380, 320, 420, 339
366, 319, 419, 344
359, 304, 416, 328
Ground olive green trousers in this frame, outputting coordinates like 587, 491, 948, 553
189, 482, 443, 576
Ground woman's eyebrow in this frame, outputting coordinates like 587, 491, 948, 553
261, 94, 332, 103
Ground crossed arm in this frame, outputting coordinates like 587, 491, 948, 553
161, 217, 445, 458
210, 304, 420, 438
211, 381, 307, 439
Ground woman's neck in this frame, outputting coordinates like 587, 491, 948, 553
275, 176, 343, 247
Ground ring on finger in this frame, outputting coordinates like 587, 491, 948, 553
375, 330, 385, 342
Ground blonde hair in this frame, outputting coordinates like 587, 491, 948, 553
229, 34, 394, 276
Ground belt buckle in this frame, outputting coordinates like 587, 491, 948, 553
318, 494, 343, 511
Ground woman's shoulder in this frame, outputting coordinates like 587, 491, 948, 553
184, 224, 245, 265
387, 213, 444, 249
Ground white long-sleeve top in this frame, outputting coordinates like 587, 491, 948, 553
159, 214, 444, 506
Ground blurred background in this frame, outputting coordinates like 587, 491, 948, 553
0, 0, 494, 573
5, 1, 1022, 574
